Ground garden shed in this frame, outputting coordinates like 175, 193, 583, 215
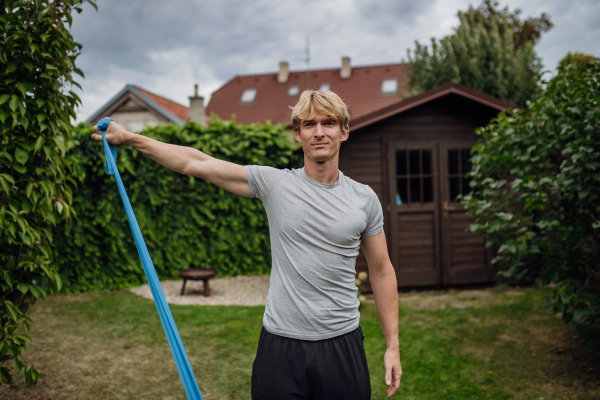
341, 82, 514, 288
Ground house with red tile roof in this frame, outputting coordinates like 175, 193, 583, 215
86, 84, 205, 132
206, 58, 410, 126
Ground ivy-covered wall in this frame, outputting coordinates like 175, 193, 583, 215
54, 119, 301, 293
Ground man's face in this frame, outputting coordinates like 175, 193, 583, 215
294, 111, 349, 163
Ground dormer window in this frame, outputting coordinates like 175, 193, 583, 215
381, 79, 398, 94
241, 88, 257, 103
287, 86, 300, 96
319, 83, 331, 91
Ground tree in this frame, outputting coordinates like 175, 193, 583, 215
406, 0, 552, 107
462, 53, 600, 350
0, 0, 95, 387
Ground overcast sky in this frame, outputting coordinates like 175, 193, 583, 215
71, 0, 600, 122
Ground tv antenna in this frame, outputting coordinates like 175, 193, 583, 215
305, 35, 311, 79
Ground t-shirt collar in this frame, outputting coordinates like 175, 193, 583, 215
299, 167, 343, 189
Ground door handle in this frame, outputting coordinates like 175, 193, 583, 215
443, 201, 456, 219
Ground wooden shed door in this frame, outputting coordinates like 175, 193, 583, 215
439, 141, 493, 285
388, 141, 442, 286
388, 140, 493, 287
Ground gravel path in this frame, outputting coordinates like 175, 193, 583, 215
129, 275, 270, 306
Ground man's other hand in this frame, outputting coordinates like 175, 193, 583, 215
91, 120, 131, 145
384, 347, 401, 398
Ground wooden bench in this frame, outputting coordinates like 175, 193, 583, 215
178, 268, 218, 297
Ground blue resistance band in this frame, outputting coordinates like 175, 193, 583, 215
97, 117, 203, 400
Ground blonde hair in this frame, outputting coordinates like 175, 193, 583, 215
290, 90, 350, 131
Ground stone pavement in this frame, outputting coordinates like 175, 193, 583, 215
365, 287, 525, 310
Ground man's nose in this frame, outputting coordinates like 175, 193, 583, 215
314, 123, 325, 137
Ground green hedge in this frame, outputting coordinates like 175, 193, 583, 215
54, 119, 301, 293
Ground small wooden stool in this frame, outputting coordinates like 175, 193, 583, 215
178, 268, 218, 296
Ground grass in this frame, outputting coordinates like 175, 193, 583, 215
1, 287, 599, 399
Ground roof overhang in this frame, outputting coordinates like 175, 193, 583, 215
350, 82, 516, 131
86, 84, 185, 125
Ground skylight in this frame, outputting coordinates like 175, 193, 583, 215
240, 88, 257, 103
319, 83, 331, 91
381, 79, 398, 94
288, 86, 300, 96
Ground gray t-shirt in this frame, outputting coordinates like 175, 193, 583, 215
245, 166, 383, 340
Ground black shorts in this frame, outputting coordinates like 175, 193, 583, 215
251, 326, 371, 400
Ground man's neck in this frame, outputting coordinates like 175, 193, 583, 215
304, 157, 340, 184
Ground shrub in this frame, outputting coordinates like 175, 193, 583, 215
0, 0, 94, 387
54, 118, 301, 293
462, 53, 600, 350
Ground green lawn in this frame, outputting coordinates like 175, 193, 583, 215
1, 287, 598, 399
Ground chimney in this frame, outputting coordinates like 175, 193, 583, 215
188, 84, 206, 126
277, 61, 290, 84
340, 56, 351, 79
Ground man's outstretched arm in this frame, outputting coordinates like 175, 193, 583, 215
91, 120, 251, 197
361, 230, 401, 399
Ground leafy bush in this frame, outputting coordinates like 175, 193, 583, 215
0, 0, 94, 387
462, 53, 600, 349
54, 119, 301, 293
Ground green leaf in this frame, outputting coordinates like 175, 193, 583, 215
15, 148, 28, 164
17, 283, 29, 294
4, 301, 19, 321
16, 83, 27, 97
12, 164, 26, 174
13, 334, 32, 343
0, 173, 15, 184
34, 136, 45, 152
8, 95, 18, 112
593, 220, 600, 229
0, 94, 10, 105
28, 285, 41, 299
0, 176, 9, 195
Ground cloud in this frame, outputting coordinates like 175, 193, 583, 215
70, 0, 599, 122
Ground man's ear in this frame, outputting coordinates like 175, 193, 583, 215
294, 128, 301, 143
340, 125, 350, 142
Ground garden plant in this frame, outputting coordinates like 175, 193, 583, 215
462, 53, 600, 350
0, 0, 96, 387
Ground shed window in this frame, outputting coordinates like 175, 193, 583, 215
319, 83, 331, 91
381, 79, 398, 94
288, 86, 300, 96
240, 89, 257, 103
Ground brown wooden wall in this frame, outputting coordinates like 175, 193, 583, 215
341, 94, 501, 289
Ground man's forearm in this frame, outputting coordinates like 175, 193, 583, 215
123, 131, 209, 177
370, 264, 399, 349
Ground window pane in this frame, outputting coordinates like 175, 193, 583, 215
422, 150, 432, 174
462, 177, 472, 195
449, 177, 460, 201
396, 151, 407, 175
240, 89, 257, 103
381, 79, 398, 94
409, 150, 420, 175
287, 86, 300, 96
318, 83, 331, 91
397, 178, 408, 205
461, 149, 471, 174
410, 177, 421, 203
423, 177, 433, 203
448, 150, 459, 174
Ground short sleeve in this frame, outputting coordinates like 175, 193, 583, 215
245, 165, 287, 202
361, 188, 384, 237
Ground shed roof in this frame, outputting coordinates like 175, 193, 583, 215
206, 63, 410, 125
350, 82, 516, 130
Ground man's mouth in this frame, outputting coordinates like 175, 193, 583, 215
312, 142, 327, 148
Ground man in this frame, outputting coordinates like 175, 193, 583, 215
92, 90, 402, 399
